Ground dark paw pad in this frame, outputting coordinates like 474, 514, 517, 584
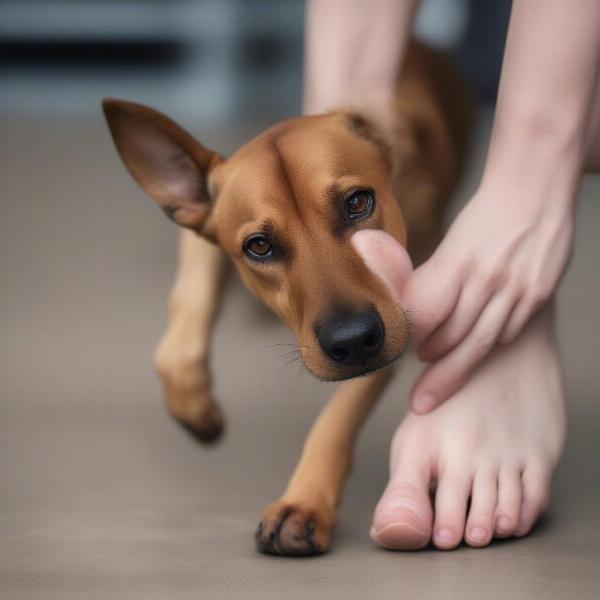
255, 508, 326, 556
178, 420, 224, 444
173, 403, 225, 445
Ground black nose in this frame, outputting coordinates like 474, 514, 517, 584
317, 310, 385, 365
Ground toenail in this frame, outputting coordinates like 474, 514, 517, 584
373, 515, 429, 536
414, 393, 436, 413
496, 516, 512, 532
469, 526, 488, 542
370, 523, 431, 550
435, 528, 454, 544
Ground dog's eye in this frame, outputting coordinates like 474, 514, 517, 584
244, 235, 273, 260
346, 190, 374, 220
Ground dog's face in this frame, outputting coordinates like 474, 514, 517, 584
103, 99, 410, 380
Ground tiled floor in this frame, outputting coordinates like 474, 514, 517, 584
1, 113, 599, 599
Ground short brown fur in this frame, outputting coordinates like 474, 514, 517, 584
102, 40, 473, 555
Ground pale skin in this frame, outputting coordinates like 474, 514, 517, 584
308, 0, 600, 548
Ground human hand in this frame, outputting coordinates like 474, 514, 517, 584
353, 181, 575, 414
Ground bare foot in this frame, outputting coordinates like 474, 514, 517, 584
371, 305, 566, 550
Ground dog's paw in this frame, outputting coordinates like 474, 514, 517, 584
175, 408, 224, 443
155, 346, 225, 444
172, 401, 224, 444
162, 381, 225, 444
255, 499, 335, 556
160, 378, 225, 444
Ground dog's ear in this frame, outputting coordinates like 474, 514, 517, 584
102, 98, 222, 231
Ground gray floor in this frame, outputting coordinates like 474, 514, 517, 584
1, 114, 599, 600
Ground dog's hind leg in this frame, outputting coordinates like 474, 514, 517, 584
154, 229, 229, 443
255, 367, 393, 555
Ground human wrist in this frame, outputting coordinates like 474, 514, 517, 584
501, 92, 587, 150
480, 101, 584, 212
487, 93, 587, 175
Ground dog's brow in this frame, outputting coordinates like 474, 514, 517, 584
326, 181, 346, 203
271, 137, 302, 218
257, 219, 276, 236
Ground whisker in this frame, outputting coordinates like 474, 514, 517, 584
274, 349, 302, 362
280, 354, 303, 373
252, 343, 299, 357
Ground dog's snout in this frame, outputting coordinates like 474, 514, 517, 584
317, 310, 385, 365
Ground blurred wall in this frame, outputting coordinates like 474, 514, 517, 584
0, 0, 509, 125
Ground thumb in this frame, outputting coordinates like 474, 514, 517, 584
351, 229, 413, 306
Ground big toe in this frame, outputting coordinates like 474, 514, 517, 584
371, 479, 433, 550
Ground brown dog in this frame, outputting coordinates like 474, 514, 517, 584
102, 40, 472, 555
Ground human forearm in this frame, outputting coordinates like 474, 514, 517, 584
391, 1, 600, 411
303, 0, 420, 117
483, 0, 600, 193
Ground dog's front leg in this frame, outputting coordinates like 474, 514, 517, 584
256, 367, 394, 555
154, 230, 229, 442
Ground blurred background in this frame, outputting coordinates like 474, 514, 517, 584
1, 2, 599, 600
0, 0, 509, 122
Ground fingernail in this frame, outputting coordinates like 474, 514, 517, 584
496, 516, 512, 532
435, 528, 454, 544
469, 526, 488, 542
414, 393, 435, 413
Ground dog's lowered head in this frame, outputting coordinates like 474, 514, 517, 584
103, 99, 413, 380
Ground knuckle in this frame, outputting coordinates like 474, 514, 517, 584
428, 374, 458, 402
458, 256, 475, 278
441, 324, 464, 349
439, 335, 460, 356
499, 327, 516, 345
473, 329, 496, 354
476, 264, 505, 292
526, 282, 551, 308
426, 332, 458, 358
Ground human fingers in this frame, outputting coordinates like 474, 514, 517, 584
418, 279, 495, 362
409, 286, 518, 414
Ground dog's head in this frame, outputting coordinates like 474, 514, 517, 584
103, 99, 412, 380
